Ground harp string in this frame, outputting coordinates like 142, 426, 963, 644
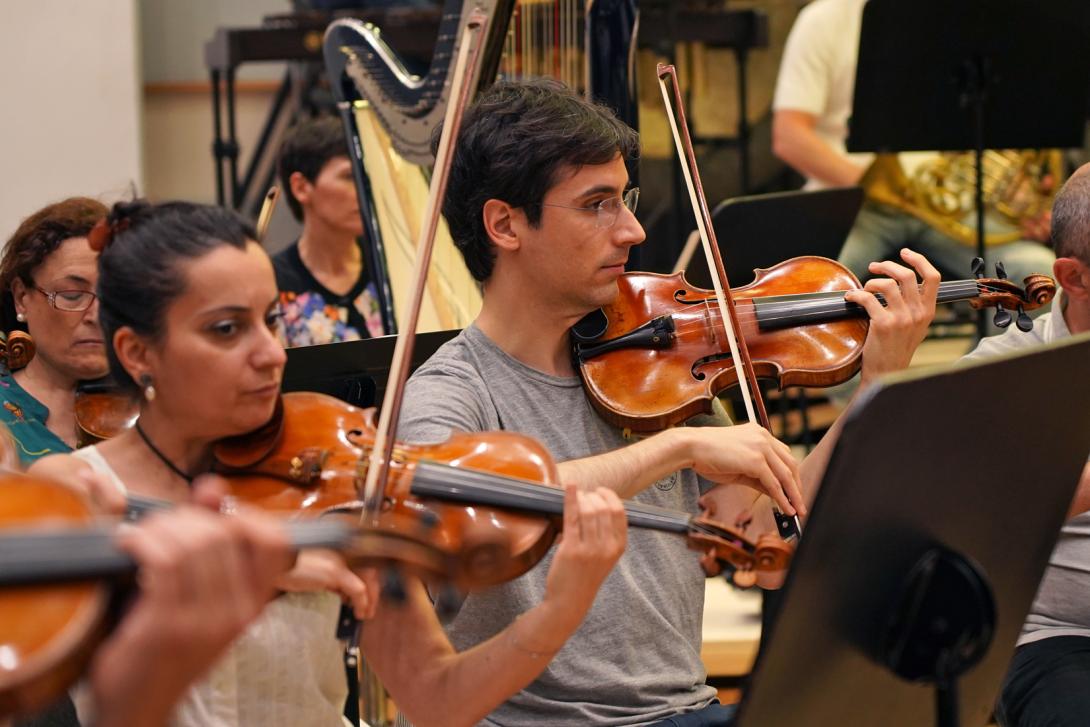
500, 1, 586, 92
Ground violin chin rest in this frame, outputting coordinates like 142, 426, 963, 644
212, 396, 286, 467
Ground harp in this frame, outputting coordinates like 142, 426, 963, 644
323, 0, 638, 334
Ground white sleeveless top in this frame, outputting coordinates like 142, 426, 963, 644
72, 446, 352, 727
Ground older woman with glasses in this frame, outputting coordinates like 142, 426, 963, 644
0, 197, 109, 464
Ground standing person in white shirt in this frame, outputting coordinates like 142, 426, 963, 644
771, 0, 1055, 287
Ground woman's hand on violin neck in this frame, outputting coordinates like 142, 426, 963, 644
542, 485, 627, 628
91, 494, 292, 727
683, 423, 806, 518
845, 248, 940, 386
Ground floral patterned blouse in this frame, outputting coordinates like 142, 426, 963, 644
272, 240, 385, 347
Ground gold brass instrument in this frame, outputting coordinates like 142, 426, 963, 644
861, 150, 1062, 247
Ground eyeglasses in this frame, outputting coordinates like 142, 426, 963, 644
34, 286, 97, 312
537, 187, 640, 229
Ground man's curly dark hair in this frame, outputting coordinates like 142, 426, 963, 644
436, 79, 640, 282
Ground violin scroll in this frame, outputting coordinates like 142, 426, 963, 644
687, 514, 794, 588
968, 275, 1056, 313
0, 330, 35, 371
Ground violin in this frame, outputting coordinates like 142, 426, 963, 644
212, 391, 793, 591
74, 377, 139, 447
0, 473, 453, 719
572, 256, 1056, 432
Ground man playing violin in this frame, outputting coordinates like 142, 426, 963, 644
397, 78, 939, 726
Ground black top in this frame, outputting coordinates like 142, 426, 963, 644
272, 240, 385, 347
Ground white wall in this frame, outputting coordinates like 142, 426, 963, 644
141, 0, 288, 83
0, 0, 142, 241
140, 0, 288, 204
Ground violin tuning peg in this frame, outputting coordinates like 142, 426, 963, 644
382, 568, 407, 604
731, 569, 758, 590
434, 584, 465, 624
995, 261, 1008, 280
1016, 306, 1033, 332
993, 305, 1012, 329
971, 257, 985, 279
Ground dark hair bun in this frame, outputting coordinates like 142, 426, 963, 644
87, 200, 151, 251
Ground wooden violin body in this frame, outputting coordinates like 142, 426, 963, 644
0, 477, 112, 717
213, 391, 792, 590
576, 257, 866, 431
0, 471, 455, 719
574, 256, 1056, 432
74, 388, 139, 447
69, 387, 783, 591
214, 391, 560, 590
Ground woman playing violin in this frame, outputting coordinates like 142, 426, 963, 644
31, 199, 628, 727
39, 478, 295, 727
0, 198, 109, 463
395, 79, 941, 726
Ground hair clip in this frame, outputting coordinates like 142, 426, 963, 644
87, 217, 131, 252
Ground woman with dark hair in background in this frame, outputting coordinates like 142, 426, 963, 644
274, 116, 385, 346
32, 198, 627, 727
0, 198, 109, 464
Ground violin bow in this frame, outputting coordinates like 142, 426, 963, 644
255, 186, 281, 242
656, 64, 801, 541
359, 9, 492, 516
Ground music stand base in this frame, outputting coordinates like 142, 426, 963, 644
879, 547, 996, 727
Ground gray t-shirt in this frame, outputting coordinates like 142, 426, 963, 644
962, 294, 1090, 646
397, 324, 717, 726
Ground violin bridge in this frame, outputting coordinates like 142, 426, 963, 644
288, 448, 329, 485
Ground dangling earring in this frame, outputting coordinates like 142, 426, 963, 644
15, 313, 25, 322
140, 373, 156, 402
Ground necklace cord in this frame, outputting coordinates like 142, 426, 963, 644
134, 421, 194, 484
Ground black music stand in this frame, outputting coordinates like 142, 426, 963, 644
847, 0, 1090, 338
281, 329, 460, 407
735, 333, 1090, 727
685, 187, 863, 289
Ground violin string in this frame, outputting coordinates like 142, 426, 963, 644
688, 522, 753, 550
670, 279, 1024, 332
635, 289, 972, 332
658, 282, 986, 336
634, 280, 1010, 323
581, 279, 1008, 347
649, 280, 995, 323
414, 467, 760, 558
415, 462, 694, 530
